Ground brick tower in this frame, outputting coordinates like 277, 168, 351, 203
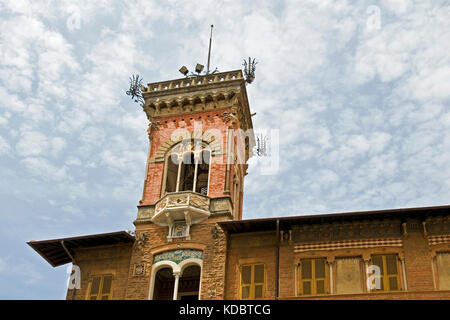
127, 70, 255, 300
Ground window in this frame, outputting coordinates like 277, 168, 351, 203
240, 264, 265, 299
299, 258, 327, 296
165, 140, 210, 195
369, 254, 401, 292
88, 275, 113, 300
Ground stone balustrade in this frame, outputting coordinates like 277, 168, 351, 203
151, 191, 211, 226
143, 70, 243, 95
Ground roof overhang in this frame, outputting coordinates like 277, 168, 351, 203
27, 231, 135, 267
218, 204, 450, 234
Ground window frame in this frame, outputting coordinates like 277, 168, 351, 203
161, 140, 212, 196
239, 263, 266, 300
87, 274, 114, 300
369, 254, 402, 292
298, 258, 329, 296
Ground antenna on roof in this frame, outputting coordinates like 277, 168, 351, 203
179, 25, 219, 77
207, 24, 213, 74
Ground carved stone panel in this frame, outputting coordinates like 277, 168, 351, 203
136, 206, 155, 221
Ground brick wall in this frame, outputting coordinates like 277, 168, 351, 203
125, 215, 230, 300
223, 226, 450, 300
67, 244, 132, 300
140, 110, 233, 205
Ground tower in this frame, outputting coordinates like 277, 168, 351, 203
128, 69, 255, 300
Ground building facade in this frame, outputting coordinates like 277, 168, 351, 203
28, 70, 450, 300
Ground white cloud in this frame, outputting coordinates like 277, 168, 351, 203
15, 131, 49, 157
0, 136, 11, 156
21, 157, 68, 181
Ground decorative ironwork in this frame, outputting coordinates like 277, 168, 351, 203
126, 74, 144, 106
243, 57, 257, 84
211, 226, 219, 239
254, 133, 268, 157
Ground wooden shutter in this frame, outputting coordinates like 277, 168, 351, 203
89, 276, 101, 300
300, 258, 327, 295
253, 264, 265, 299
88, 275, 113, 300
240, 264, 265, 299
371, 254, 400, 292
241, 265, 251, 299
101, 275, 113, 300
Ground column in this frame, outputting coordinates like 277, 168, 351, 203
363, 259, 370, 292
399, 257, 408, 291
327, 261, 334, 294
175, 154, 183, 192
173, 272, 181, 300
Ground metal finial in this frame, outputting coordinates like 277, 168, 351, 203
243, 57, 257, 84
126, 74, 144, 106
255, 133, 267, 157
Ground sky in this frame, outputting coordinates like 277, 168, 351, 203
0, 0, 449, 299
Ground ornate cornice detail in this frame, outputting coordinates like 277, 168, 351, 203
141, 70, 253, 132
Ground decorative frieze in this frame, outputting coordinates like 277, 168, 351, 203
153, 249, 203, 264
292, 220, 402, 243
425, 216, 450, 235
294, 238, 403, 253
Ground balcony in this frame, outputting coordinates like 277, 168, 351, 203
151, 191, 211, 227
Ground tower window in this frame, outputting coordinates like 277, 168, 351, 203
164, 140, 211, 195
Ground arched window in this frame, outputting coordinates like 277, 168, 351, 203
164, 139, 211, 195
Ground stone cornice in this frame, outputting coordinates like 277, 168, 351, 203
141, 70, 254, 132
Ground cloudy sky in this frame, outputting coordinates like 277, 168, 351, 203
0, 0, 449, 299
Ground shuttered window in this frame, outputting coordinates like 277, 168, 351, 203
89, 275, 113, 300
240, 264, 265, 300
370, 254, 401, 292
299, 258, 328, 296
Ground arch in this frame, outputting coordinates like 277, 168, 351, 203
148, 260, 180, 300
161, 140, 212, 196
153, 132, 222, 163
148, 258, 203, 300
179, 258, 203, 274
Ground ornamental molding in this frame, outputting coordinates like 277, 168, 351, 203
152, 131, 222, 163
153, 249, 203, 265
294, 238, 403, 253
292, 220, 403, 243
141, 70, 253, 131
